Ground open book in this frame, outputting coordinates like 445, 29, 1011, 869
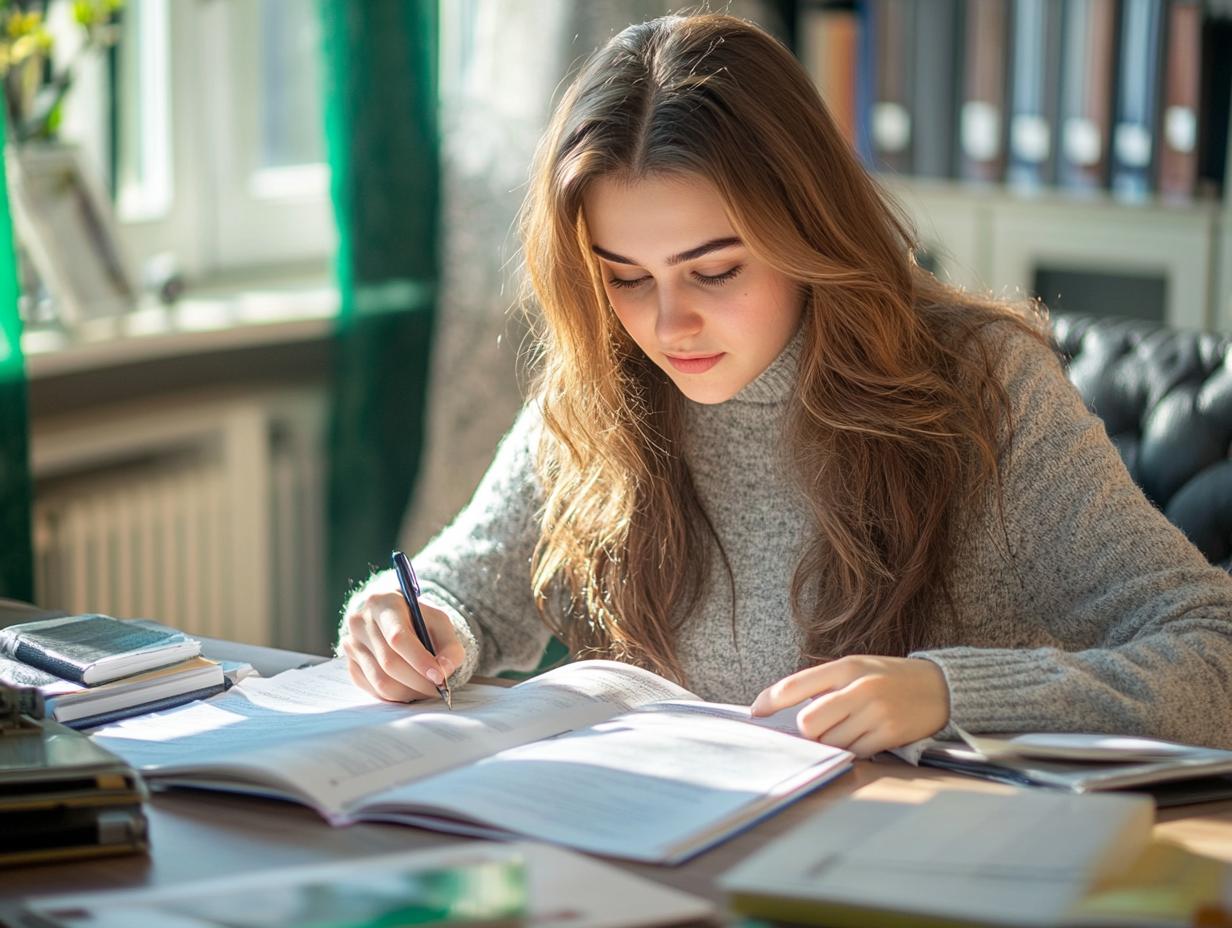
92, 659, 852, 864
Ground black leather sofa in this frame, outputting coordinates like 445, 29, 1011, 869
1052, 314, 1232, 568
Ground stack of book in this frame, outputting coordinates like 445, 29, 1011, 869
0, 614, 226, 730
800, 0, 1226, 201
0, 684, 149, 866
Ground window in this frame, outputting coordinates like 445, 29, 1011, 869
53, 0, 334, 300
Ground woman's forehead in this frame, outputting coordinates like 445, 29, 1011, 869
582, 173, 737, 262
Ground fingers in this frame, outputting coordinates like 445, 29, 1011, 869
369, 593, 448, 684
340, 636, 433, 702
751, 657, 864, 715
341, 588, 466, 703
421, 603, 465, 677
795, 686, 856, 741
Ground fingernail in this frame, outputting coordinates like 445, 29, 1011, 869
438, 657, 454, 676
750, 692, 767, 715
426, 667, 444, 686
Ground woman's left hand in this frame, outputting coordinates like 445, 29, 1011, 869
750, 655, 951, 757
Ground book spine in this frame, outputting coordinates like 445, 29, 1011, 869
1158, 0, 1202, 199
1197, 15, 1232, 194
1111, 0, 1166, 198
63, 682, 227, 730
800, 2, 861, 149
12, 641, 88, 684
1007, 0, 1064, 189
960, 0, 1010, 183
911, 0, 961, 178
870, 0, 915, 174
854, 0, 877, 166
1056, 0, 1118, 192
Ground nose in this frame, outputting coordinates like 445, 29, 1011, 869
655, 288, 704, 346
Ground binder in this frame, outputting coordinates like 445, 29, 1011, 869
799, 1, 860, 150
1198, 14, 1232, 197
911, 0, 962, 178
1159, 0, 1203, 199
0, 709, 149, 867
1111, 0, 1166, 198
1007, 0, 1064, 189
1056, 0, 1118, 192
959, 0, 1010, 183
869, 0, 915, 174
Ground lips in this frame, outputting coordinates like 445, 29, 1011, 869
665, 352, 724, 374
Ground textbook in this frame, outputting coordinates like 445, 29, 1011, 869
0, 614, 201, 685
92, 659, 853, 864
721, 789, 1228, 928
905, 729, 1232, 807
23, 841, 716, 928
0, 655, 226, 729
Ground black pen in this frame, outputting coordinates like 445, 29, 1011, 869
391, 550, 453, 709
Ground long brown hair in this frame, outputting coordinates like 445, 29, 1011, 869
519, 12, 1047, 683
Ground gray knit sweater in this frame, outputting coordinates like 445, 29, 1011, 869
363, 323, 1232, 749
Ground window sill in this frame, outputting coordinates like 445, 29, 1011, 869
22, 273, 339, 381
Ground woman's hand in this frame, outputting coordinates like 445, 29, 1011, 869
750, 656, 950, 757
340, 587, 465, 703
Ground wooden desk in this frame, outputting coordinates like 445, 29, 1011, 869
5, 759, 1232, 924
5, 642, 1232, 924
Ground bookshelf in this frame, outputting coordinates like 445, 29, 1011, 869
794, 0, 1232, 332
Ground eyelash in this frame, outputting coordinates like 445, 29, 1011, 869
607, 265, 744, 291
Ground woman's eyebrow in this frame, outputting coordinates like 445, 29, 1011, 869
591, 236, 743, 267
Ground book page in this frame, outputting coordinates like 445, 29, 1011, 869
638, 698, 806, 736
93, 658, 697, 818
363, 707, 851, 862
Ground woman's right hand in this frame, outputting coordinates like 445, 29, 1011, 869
340, 587, 465, 702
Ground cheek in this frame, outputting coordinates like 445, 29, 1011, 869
609, 297, 652, 344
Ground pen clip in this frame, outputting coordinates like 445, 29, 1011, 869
392, 550, 422, 599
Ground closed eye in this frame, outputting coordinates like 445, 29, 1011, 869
695, 265, 743, 287
608, 275, 649, 290
607, 265, 744, 291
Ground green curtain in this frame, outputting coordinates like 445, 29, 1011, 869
0, 109, 33, 603
319, 0, 439, 630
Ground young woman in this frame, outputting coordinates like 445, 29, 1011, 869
338, 13, 1232, 757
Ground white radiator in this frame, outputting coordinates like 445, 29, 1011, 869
30, 388, 330, 654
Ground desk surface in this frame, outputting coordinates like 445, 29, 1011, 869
5, 760, 1232, 919
6, 644, 1232, 922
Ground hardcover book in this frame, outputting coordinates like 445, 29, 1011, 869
0, 614, 201, 685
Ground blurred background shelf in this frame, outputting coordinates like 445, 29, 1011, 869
792, 0, 1232, 330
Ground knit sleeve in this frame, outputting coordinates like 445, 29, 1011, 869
911, 326, 1232, 749
338, 403, 554, 687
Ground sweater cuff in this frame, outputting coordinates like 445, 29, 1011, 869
910, 646, 1066, 733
